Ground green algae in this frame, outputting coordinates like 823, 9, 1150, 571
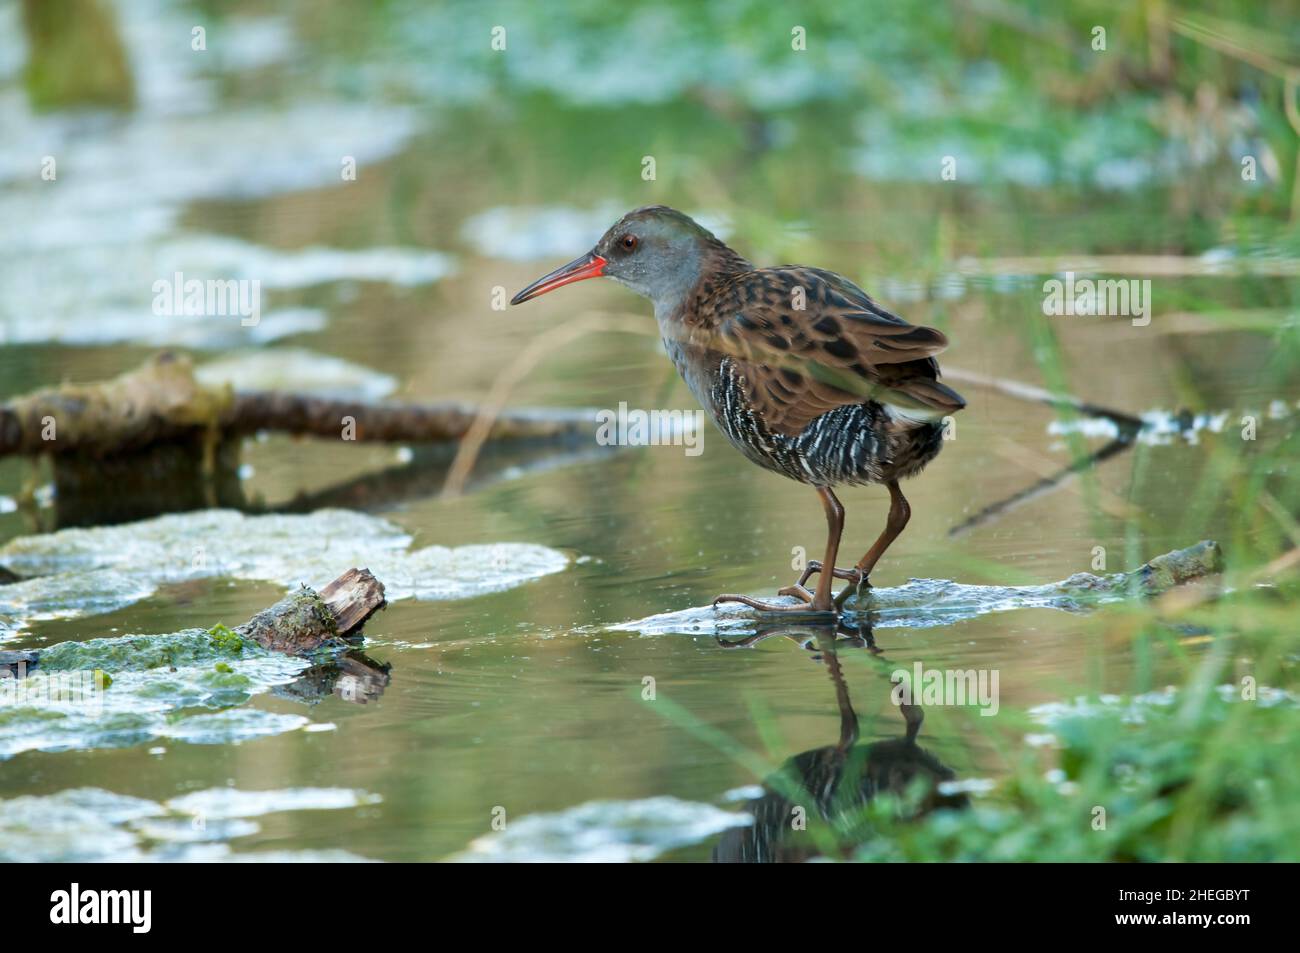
0, 597, 365, 759
0, 629, 306, 758
38, 628, 262, 673
206, 623, 247, 655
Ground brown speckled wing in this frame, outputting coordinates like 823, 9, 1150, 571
697, 267, 965, 437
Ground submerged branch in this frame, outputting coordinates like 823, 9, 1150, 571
941, 365, 1145, 432
617, 541, 1226, 636
939, 366, 1145, 538
948, 436, 1133, 537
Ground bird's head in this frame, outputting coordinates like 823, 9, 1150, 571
510, 206, 734, 312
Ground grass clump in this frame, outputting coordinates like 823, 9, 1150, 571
850, 684, 1298, 862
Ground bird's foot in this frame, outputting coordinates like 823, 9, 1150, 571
833, 569, 871, 611
795, 559, 864, 586
711, 592, 837, 617
776, 583, 814, 603
784, 561, 872, 612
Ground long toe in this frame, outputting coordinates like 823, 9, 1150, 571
713, 593, 837, 616
801, 561, 867, 583
777, 584, 814, 603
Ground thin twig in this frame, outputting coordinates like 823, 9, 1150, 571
441, 313, 654, 497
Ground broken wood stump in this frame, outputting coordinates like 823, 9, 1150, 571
237, 567, 387, 654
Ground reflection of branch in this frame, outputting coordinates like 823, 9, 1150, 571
939, 365, 1144, 538
269, 440, 619, 514
948, 436, 1132, 537
41, 410, 617, 529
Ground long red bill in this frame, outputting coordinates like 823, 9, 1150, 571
510, 252, 607, 305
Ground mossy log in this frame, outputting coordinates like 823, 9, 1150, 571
0, 352, 596, 460
1053, 540, 1225, 597
238, 567, 387, 654
0, 568, 387, 673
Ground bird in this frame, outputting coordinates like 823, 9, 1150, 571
510, 205, 964, 615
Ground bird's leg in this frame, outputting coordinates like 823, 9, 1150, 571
808, 486, 844, 611
834, 480, 910, 610
714, 486, 844, 615
777, 495, 863, 603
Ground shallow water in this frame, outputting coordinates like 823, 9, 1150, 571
0, 1, 1296, 861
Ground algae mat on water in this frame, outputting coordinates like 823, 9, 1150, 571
0, 786, 380, 861
0, 508, 570, 636
0, 627, 314, 758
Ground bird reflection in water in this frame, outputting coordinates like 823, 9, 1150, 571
713, 620, 966, 862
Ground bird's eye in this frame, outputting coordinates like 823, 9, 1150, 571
620, 234, 638, 252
